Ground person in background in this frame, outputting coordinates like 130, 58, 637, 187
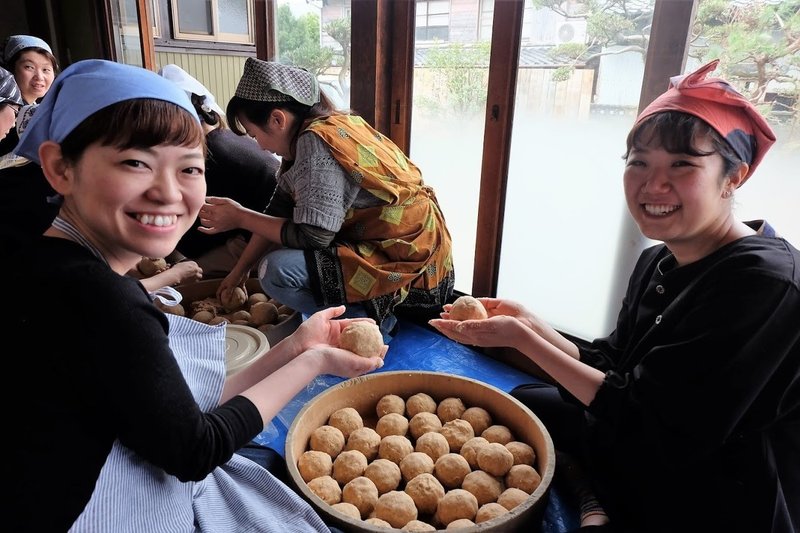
159, 63, 280, 278
0, 66, 22, 141
5, 59, 384, 532
0, 35, 60, 253
199, 58, 455, 341
430, 60, 799, 533
0, 34, 57, 155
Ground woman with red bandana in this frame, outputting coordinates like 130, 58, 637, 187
430, 60, 799, 533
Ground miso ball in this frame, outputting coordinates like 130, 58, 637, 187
481, 424, 514, 445
505, 464, 542, 494
448, 295, 488, 321
366, 517, 392, 527
342, 476, 379, 518
331, 502, 361, 520
505, 440, 536, 466
476, 442, 514, 477
446, 518, 476, 529
332, 449, 368, 485
374, 490, 418, 529
307, 475, 341, 505
221, 285, 247, 312
297, 450, 333, 482
409, 412, 443, 439
404, 472, 445, 515
345, 427, 382, 461
378, 434, 414, 464
376, 394, 406, 417
402, 520, 436, 531
475, 502, 509, 524
364, 458, 402, 494
415, 431, 450, 462
462, 470, 504, 506
461, 406, 493, 436
328, 407, 364, 439
249, 301, 278, 325
247, 292, 269, 306
376, 412, 409, 438
435, 488, 479, 526
439, 419, 475, 453
437, 397, 466, 423
339, 321, 384, 358
497, 487, 529, 510
406, 392, 437, 417
309, 425, 345, 458
460, 436, 490, 470
434, 453, 471, 489
400, 451, 435, 482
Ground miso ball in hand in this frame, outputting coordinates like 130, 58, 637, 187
339, 322, 384, 358
448, 295, 488, 321
221, 286, 247, 312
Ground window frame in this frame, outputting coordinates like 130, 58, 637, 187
170, 0, 255, 44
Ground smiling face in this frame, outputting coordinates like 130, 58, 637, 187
623, 120, 747, 263
53, 142, 206, 273
13, 50, 55, 103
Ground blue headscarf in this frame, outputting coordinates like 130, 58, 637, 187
1, 34, 52, 66
15, 59, 199, 164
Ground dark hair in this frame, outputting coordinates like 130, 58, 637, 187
624, 111, 742, 178
226, 90, 340, 147
59, 99, 206, 163
8, 47, 60, 76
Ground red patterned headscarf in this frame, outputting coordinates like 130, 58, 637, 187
635, 59, 776, 183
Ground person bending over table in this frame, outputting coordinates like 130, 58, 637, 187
430, 60, 799, 533
4, 59, 384, 532
198, 58, 455, 342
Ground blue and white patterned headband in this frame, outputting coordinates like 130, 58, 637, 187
15, 59, 199, 164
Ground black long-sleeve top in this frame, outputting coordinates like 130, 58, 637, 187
5, 238, 263, 531
573, 221, 800, 533
176, 128, 279, 258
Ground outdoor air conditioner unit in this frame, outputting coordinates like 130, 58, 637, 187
556, 19, 587, 44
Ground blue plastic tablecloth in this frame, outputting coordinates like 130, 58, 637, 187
253, 318, 579, 532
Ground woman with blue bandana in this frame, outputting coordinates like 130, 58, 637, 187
4, 59, 384, 532
430, 60, 799, 533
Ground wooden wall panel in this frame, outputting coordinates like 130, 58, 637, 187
155, 51, 247, 112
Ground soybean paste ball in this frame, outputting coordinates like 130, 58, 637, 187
328, 407, 363, 439
339, 322, 384, 358
297, 450, 333, 482
448, 295, 487, 321
345, 427, 382, 461
309, 425, 345, 458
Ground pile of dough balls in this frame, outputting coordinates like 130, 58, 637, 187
298, 393, 543, 530
156, 284, 296, 335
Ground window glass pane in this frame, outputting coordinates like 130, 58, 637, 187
688, 0, 800, 245
109, 0, 143, 67
178, 0, 213, 35
275, 0, 351, 109
429, 1, 450, 15
411, 27, 492, 293
498, 0, 656, 340
219, 0, 249, 35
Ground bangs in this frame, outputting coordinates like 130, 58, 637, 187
60, 99, 206, 161
628, 111, 715, 157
